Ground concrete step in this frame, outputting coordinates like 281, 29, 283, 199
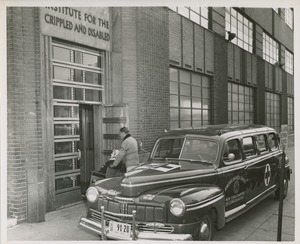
7, 217, 17, 228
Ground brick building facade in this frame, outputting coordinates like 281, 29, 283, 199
6, 7, 294, 223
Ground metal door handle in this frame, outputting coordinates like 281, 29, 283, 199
78, 149, 81, 160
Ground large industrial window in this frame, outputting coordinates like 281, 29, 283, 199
170, 68, 211, 129
228, 82, 254, 124
225, 8, 253, 53
285, 8, 293, 29
288, 97, 294, 132
168, 7, 209, 29
265, 92, 280, 132
263, 33, 279, 65
285, 49, 294, 75
52, 41, 104, 194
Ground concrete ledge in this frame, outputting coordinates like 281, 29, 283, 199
7, 217, 17, 228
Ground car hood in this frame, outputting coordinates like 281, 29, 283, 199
95, 160, 217, 197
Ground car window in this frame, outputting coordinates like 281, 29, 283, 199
268, 133, 278, 150
153, 138, 184, 158
256, 134, 268, 153
242, 137, 256, 158
181, 139, 218, 162
223, 139, 242, 163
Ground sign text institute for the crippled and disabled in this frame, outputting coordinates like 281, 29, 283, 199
40, 7, 110, 50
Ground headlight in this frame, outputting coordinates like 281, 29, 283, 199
86, 187, 99, 203
170, 198, 185, 217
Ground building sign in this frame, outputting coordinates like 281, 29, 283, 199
40, 7, 110, 50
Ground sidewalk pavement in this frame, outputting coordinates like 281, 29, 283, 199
6, 193, 295, 242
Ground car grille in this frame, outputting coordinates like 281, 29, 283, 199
90, 208, 174, 233
97, 197, 166, 222
89, 197, 172, 233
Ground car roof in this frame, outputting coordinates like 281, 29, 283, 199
161, 124, 276, 139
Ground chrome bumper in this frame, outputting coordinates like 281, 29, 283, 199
79, 206, 192, 241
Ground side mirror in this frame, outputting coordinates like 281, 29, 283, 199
223, 153, 235, 162
228, 153, 235, 161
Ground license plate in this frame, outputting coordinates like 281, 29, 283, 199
107, 221, 131, 239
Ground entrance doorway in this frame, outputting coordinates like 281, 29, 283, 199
52, 40, 104, 208
54, 104, 99, 207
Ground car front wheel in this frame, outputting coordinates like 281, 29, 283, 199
198, 213, 214, 241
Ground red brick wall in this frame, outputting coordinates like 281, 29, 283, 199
7, 7, 44, 223
136, 7, 170, 151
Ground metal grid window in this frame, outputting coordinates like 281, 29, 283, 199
285, 49, 294, 75
170, 68, 211, 129
52, 41, 105, 194
265, 92, 281, 133
263, 33, 279, 65
169, 7, 209, 29
228, 82, 255, 124
225, 8, 253, 53
285, 8, 293, 29
288, 97, 294, 132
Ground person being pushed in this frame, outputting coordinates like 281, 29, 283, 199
106, 127, 139, 178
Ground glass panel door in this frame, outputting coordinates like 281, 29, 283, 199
52, 41, 104, 207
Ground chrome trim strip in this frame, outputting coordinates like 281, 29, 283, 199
186, 193, 224, 211
121, 172, 218, 188
225, 205, 246, 219
247, 185, 276, 205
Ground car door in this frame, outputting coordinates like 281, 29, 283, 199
243, 134, 277, 203
218, 138, 248, 212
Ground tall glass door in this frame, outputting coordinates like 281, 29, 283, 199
52, 40, 104, 207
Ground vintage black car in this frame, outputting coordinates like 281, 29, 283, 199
79, 124, 291, 240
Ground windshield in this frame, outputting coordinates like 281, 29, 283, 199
152, 138, 219, 164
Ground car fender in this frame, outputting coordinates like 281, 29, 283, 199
139, 184, 226, 230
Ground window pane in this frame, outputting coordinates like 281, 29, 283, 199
180, 70, 190, 83
170, 68, 179, 81
192, 109, 201, 120
84, 53, 99, 67
74, 69, 83, 82
55, 141, 73, 154
192, 97, 201, 108
53, 46, 70, 62
85, 71, 101, 85
180, 84, 190, 96
85, 89, 102, 102
170, 82, 179, 94
192, 73, 201, 85
180, 96, 191, 108
74, 88, 83, 100
54, 106, 78, 118
53, 66, 71, 81
170, 95, 179, 107
170, 108, 179, 120
180, 109, 191, 120
54, 124, 73, 136
74, 50, 83, 64
55, 175, 80, 191
53, 86, 71, 100
55, 158, 79, 173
